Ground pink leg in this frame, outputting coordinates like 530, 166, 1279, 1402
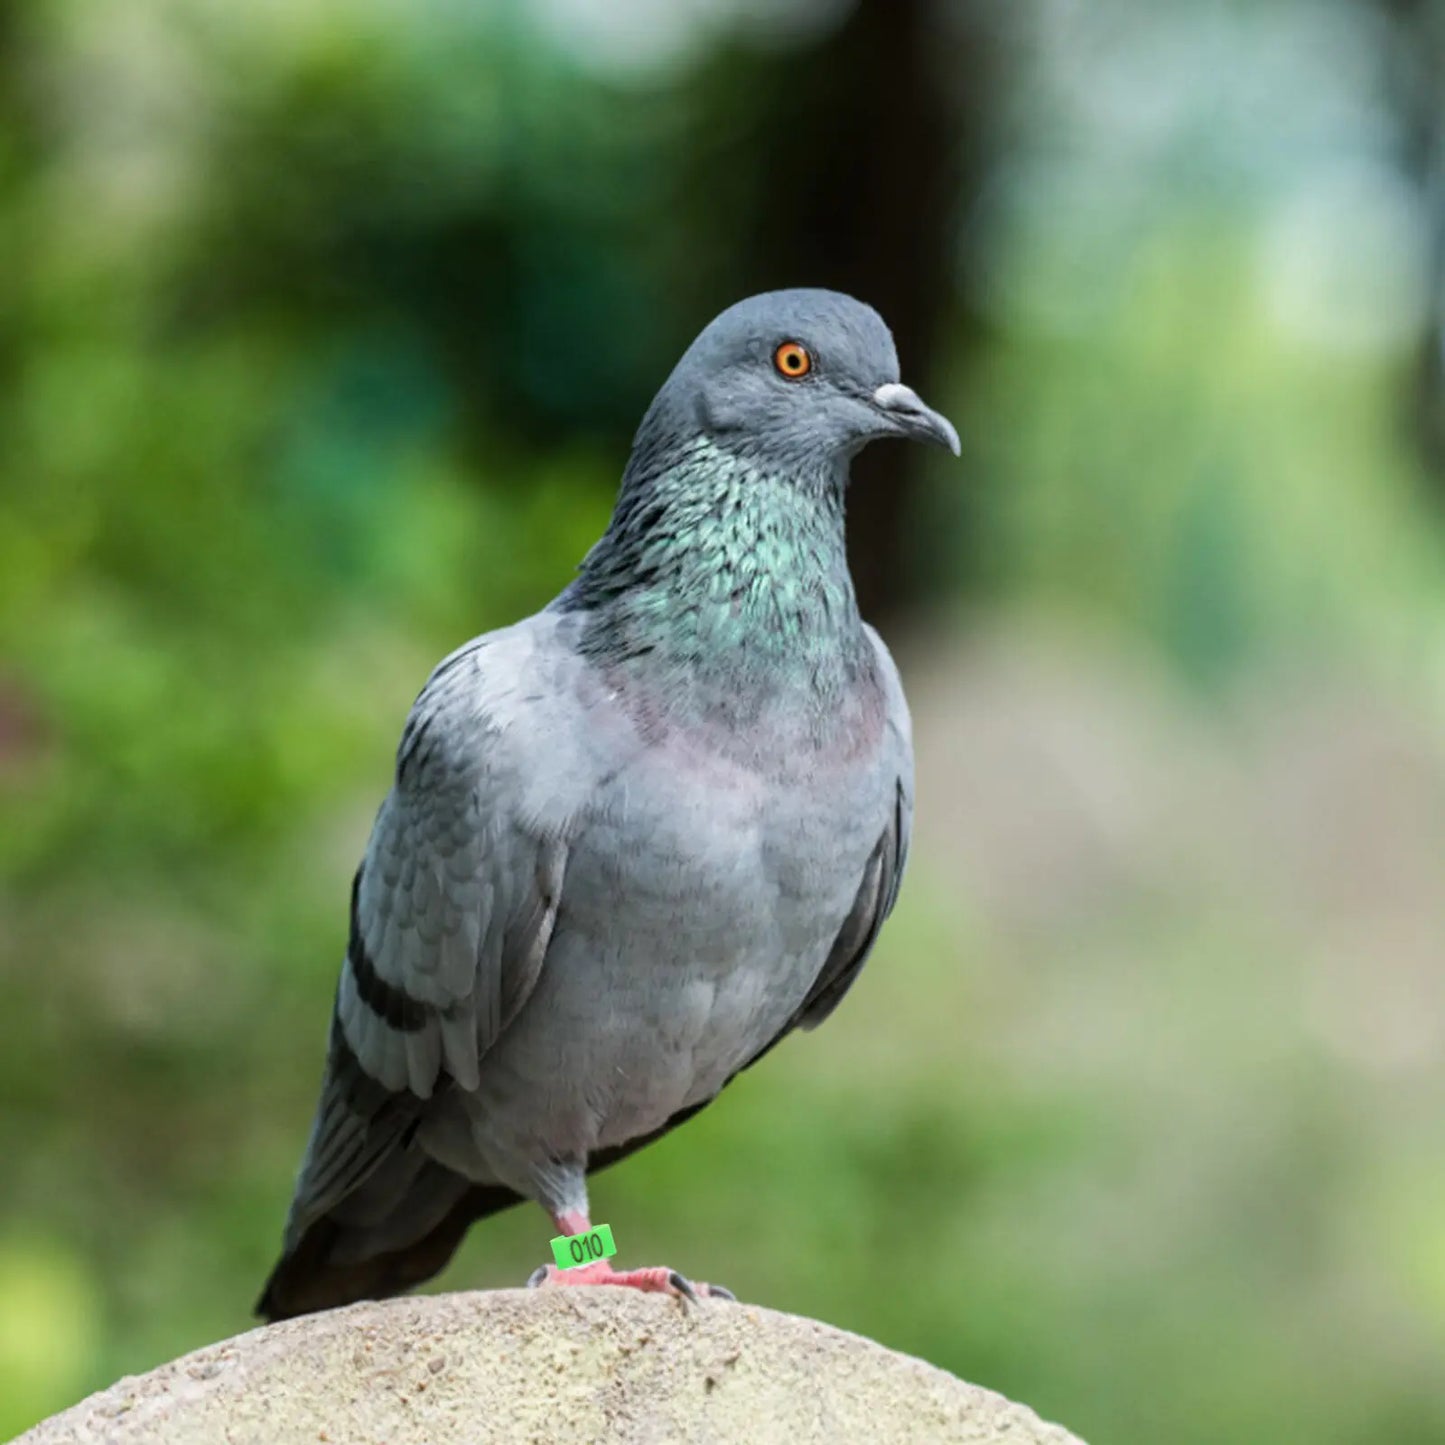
525, 1211, 735, 1303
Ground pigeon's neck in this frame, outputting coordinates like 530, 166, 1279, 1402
563, 436, 868, 701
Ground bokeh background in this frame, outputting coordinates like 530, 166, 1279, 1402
3, 0, 1445, 1439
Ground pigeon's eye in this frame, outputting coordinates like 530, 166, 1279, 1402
773, 341, 812, 380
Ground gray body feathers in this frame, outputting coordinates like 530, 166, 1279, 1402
259, 290, 941, 1320
260, 610, 911, 1318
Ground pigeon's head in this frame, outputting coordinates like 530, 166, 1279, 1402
643, 289, 960, 473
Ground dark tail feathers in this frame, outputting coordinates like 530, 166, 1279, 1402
256, 1181, 523, 1322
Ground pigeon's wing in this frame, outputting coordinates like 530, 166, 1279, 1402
793, 624, 913, 1030
336, 646, 569, 1105
259, 621, 575, 1316
794, 771, 910, 1030
587, 625, 913, 1178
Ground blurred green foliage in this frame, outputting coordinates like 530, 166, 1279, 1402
4, 3, 1445, 1444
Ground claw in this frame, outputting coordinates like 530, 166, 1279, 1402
523, 1258, 735, 1302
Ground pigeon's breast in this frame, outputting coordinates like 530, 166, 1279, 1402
473, 679, 901, 1160
571, 714, 889, 973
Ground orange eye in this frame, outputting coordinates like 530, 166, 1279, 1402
773, 341, 812, 379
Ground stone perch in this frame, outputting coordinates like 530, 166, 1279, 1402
19, 1289, 1086, 1444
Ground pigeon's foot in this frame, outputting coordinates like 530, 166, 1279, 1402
526, 1260, 735, 1303
533, 1212, 736, 1302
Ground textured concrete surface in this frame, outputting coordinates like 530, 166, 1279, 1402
19, 1288, 1086, 1445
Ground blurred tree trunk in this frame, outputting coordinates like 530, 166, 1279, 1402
0, 0, 31, 399
1375, 0, 1445, 499
731, 0, 1001, 624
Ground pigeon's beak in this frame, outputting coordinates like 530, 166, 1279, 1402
871, 382, 961, 457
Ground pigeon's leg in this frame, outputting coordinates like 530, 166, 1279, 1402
525, 1210, 735, 1302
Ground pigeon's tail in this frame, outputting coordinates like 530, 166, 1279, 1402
256, 1164, 523, 1323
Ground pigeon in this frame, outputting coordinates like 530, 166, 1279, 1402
257, 289, 959, 1320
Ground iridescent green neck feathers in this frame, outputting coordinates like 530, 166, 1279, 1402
564, 437, 867, 700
